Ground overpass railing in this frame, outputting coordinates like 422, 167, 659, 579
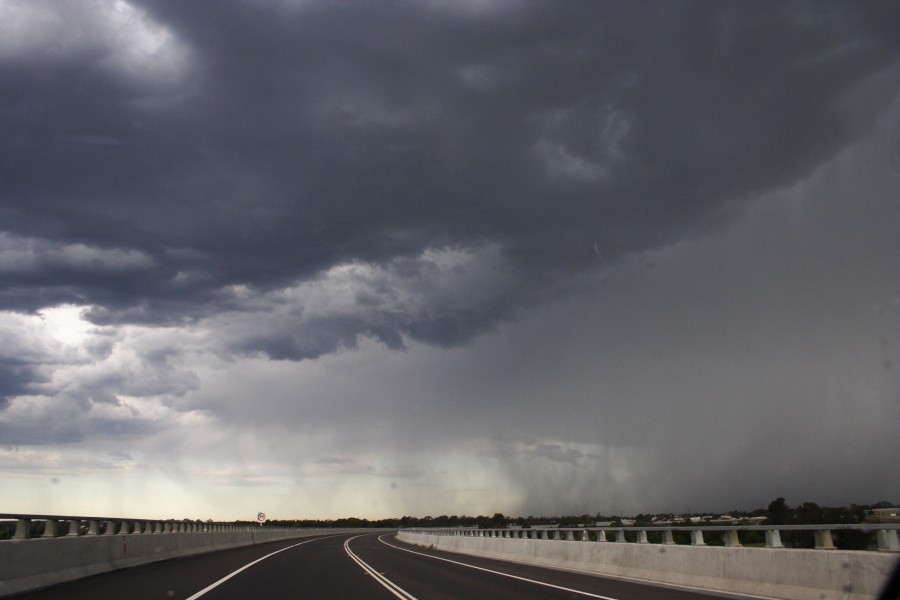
0, 512, 286, 540
402, 524, 900, 552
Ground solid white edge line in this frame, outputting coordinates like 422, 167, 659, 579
378, 534, 621, 600
185, 534, 342, 600
344, 535, 419, 600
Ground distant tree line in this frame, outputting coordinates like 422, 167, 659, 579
251, 499, 896, 535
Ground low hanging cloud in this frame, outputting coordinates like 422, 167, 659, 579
0, 1, 898, 517
2, 1, 897, 337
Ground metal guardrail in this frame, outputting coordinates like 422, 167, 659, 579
403, 524, 900, 552
0, 512, 287, 540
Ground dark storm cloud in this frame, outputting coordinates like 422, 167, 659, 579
1, 0, 898, 359
0, 357, 39, 408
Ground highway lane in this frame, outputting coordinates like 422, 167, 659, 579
349, 533, 737, 600
11, 533, 397, 600
12, 531, 754, 599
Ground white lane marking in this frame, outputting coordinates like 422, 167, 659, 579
345, 535, 419, 600
378, 534, 620, 600
185, 535, 341, 599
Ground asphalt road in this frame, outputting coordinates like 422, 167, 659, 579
14, 532, 744, 599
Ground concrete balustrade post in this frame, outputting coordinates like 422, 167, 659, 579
131, 522, 141, 535
636, 530, 648, 544
104, 521, 116, 535
877, 530, 900, 552
88, 520, 100, 535
120, 522, 130, 535
765, 529, 784, 548
662, 529, 675, 545
814, 529, 836, 550
14, 518, 31, 539
616, 530, 626, 543
566, 530, 575, 541
582, 530, 589, 542
597, 530, 607, 542
42, 520, 58, 538
691, 530, 705, 546
723, 530, 741, 547
67, 520, 81, 536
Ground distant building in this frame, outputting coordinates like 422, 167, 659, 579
872, 508, 900, 522
748, 516, 767, 523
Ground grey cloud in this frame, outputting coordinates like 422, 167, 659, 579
1, 1, 896, 348
0, 0, 898, 515
533, 444, 585, 466
0, 409, 163, 446
0, 358, 39, 408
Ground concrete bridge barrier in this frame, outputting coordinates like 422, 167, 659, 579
398, 526, 900, 600
0, 513, 385, 598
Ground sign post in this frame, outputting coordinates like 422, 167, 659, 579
257, 512, 266, 527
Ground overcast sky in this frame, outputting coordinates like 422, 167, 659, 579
1, 0, 898, 521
